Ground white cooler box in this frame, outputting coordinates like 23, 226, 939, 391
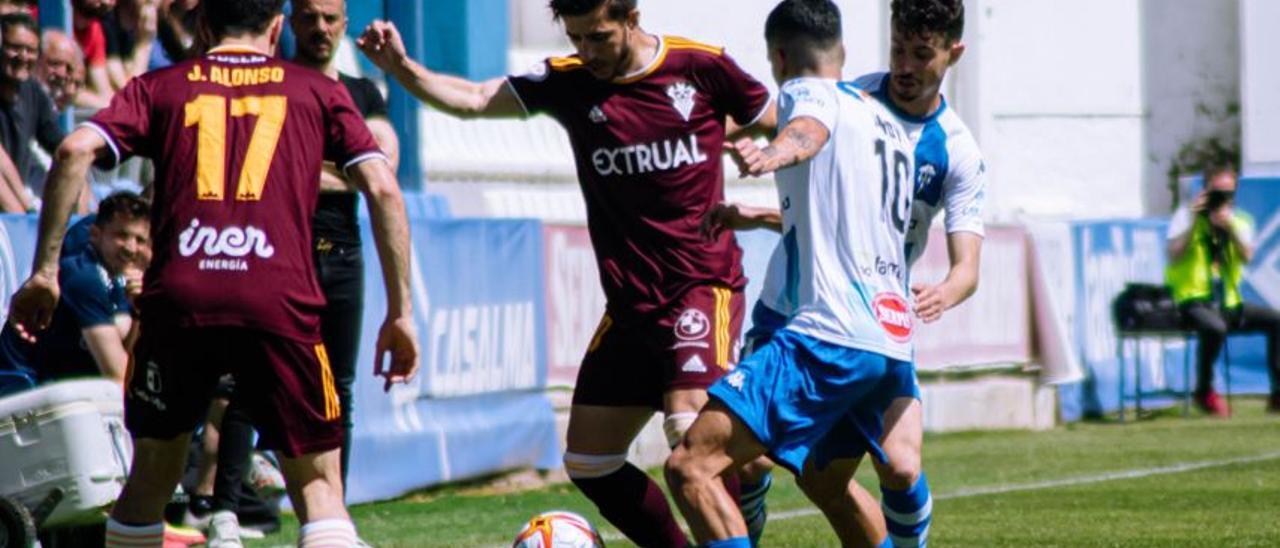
0, 379, 131, 527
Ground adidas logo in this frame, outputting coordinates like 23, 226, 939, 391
681, 355, 707, 373
589, 105, 608, 124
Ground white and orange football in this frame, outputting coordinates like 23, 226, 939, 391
512, 511, 605, 548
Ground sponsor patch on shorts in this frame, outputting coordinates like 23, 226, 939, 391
674, 308, 711, 341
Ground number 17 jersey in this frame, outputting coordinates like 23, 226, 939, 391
772, 77, 915, 361
83, 45, 385, 341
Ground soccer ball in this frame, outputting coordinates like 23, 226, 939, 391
511, 511, 605, 548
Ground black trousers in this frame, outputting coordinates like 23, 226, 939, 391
1180, 301, 1280, 396
212, 242, 365, 511
314, 242, 365, 485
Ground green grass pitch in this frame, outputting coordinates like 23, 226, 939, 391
248, 399, 1280, 547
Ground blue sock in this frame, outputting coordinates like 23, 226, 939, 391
738, 471, 772, 546
704, 537, 752, 548
881, 472, 932, 547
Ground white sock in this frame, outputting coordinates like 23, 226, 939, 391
299, 519, 358, 548
105, 518, 165, 548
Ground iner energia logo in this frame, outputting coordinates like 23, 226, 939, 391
178, 219, 275, 259
179, 219, 275, 272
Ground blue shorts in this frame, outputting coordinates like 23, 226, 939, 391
709, 328, 920, 475
743, 301, 788, 357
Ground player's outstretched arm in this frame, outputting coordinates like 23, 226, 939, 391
357, 20, 524, 119
702, 202, 783, 238
731, 116, 829, 178
726, 101, 778, 142
7, 129, 103, 341
912, 232, 983, 323
347, 158, 420, 391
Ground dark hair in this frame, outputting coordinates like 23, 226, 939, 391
548, 0, 636, 21
95, 192, 150, 227
765, 0, 842, 49
891, 0, 964, 44
204, 0, 286, 39
0, 12, 39, 38
1203, 162, 1237, 184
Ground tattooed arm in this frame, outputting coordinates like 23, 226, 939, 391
729, 116, 830, 177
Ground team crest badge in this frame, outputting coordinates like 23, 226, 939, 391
667, 81, 697, 122
917, 163, 937, 193
674, 308, 710, 341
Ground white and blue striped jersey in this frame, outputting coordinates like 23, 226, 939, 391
856, 72, 986, 262
769, 77, 915, 361
759, 71, 986, 319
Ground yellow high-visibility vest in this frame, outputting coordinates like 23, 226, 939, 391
1165, 211, 1254, 309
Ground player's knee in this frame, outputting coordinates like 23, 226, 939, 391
563, 452, 627, 482
663, 411, 698, 448
878, 452, 921, 490
663, 445, 705, 489
737, 456, 775, 485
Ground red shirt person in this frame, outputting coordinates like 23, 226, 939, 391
358, 1, 770, 545
7, 1, 416, 545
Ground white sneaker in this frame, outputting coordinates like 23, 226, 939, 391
246, 451, 287, 498
207, 511, 244, 548
181, 508, 213, 530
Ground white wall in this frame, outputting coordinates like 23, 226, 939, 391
968, 0, 1146, 219
499, 0, 1247, 221
1241, 0, 1280, 176
1141, 0, 1239, 213
508, 0, 888, 91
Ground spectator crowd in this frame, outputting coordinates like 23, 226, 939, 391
0, 0, 204, 214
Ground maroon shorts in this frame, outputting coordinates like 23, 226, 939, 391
125, 324, 343, 457
573, 285, 745, 409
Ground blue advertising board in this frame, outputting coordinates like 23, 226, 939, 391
348, 218, 558, 503
0, 212, 558, 504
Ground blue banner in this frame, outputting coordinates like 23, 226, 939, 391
1238, 178, 1280, 310
348, 218, 557, 503
1060, 218, 1271, 421
0, 215, 39, 324
736, 228, 781, 335
0, 212, 557, 504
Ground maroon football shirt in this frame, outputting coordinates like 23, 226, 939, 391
508, 36, 770, 322
84, 45, 384, 341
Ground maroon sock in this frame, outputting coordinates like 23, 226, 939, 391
571, 463, 689, 548
722, 471, 742, 502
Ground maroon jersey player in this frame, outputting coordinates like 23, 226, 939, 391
7, 1, 417, 546
359, 0, 771, 545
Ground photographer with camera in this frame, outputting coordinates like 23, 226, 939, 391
1166, 163, 1280, 416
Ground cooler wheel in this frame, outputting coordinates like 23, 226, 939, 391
0, 494, 37, 548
